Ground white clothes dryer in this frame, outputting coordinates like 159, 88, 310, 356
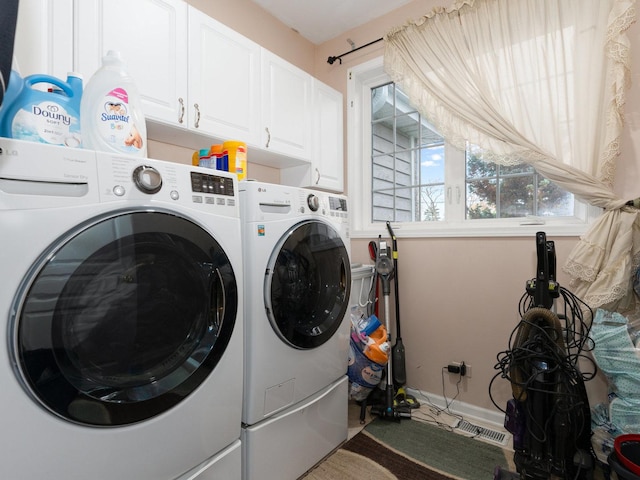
240, 181, 351, 480
0, 139, 243, 480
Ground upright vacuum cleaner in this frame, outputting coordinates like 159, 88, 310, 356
368, 236, 411, 421
386, 222, 419, 409
492, 232, 596, 480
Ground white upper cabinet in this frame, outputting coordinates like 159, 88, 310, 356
312, 79, 344, 191
13, 0, 346, 191
13, 0, 73, 79
280, 79, 344, 192
260, 50, 312, 161
75, 0, 189, 128
188, 7, 261, 144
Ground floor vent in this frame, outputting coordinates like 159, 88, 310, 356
454, 420, 508, 446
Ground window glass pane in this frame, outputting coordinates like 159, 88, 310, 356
371, 83, 393, 122
466, 152, 497, 178
372, 188, 394, 222
372, 123, 394, 155
372, 154, 394, 187
394, 150, 413, 186
420, 145, 444, 183
371, 82, 445, 223
394, 187, 414, 221
465, 150, 573, 219
467, 179, 497, 219
538, 177, 574, 216
499, 176, 534, 218
420, 184, 445, 221
395, 113, 420, 148
501, 163, 534, 175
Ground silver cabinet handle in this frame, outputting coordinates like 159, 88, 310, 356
194, 103, 200, 129
178, 97, 185, 124
456, 185, 461, 204
315, 168, 320, 185
265, 127, 271, 148
447, 186, 452, 204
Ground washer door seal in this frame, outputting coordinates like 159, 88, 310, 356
12, 210, 238, 427
264, 220, 350, 349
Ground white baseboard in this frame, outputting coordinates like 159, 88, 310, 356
406, 387, 507, 430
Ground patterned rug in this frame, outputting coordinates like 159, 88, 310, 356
303, 417, 512, 480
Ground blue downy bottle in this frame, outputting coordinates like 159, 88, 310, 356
0, 70, 83, 147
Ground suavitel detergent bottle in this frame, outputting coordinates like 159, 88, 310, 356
81, 50, 147, 157
0, 70, 83, 147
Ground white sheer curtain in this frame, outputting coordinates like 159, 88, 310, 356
384, 0, 638, 315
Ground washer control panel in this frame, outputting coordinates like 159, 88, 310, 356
190, 171, 235, 197
95, 151, 239, 216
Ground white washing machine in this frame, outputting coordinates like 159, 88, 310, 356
0, 139, 243, 480
240, 181, 351, 480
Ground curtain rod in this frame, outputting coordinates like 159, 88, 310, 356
327, 37, 383, 65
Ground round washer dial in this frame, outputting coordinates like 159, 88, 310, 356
307, 194, 320, 211
133, 165, 163, 194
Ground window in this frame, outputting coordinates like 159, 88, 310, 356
348, 57, 599, 238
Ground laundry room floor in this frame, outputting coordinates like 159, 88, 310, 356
303, 396, 511, 479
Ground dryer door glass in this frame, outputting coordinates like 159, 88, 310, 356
13, 211, 238, 426
265, 220, 351, 349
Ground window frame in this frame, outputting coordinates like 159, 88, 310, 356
347, 56, 600, 239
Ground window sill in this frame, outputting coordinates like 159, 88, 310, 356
349, 219, 592, 239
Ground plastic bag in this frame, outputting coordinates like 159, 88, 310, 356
590, 308, 640, 432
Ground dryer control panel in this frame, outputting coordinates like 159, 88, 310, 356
299, 190, 348, 221
239, 181, 349, 235
328, 196, 348, 214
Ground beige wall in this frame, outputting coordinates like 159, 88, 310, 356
151, 0, 640, 416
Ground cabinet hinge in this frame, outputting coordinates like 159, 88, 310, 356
348, 71, 352, 80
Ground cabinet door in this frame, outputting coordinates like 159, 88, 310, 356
188, 7, 261, 144
75, 0, 188, 127
280, 80, 344, 192
261, 50, 312, 161
13, 0, 73, 78
312, 79, 344, 191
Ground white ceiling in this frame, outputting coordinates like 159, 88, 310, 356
250, 0, 414, 44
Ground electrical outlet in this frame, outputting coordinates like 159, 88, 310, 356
450, 361, 472, 378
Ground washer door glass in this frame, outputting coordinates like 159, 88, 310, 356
265, 220, 350, 349
13, 211, 238, 426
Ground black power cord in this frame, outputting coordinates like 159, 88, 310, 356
491, 283, 596, 414
489, 281, 597, 480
